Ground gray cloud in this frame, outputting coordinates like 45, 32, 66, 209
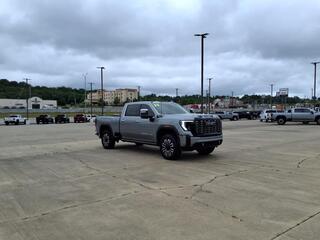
0, 0, 319, 97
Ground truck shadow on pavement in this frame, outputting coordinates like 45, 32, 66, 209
114, 144, 219, 162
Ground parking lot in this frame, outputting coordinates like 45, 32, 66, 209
0, 120, 319, 240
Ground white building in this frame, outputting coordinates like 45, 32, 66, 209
0, 97, 57, 109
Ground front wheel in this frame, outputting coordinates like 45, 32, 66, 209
232, 116, 238, 121
277, 117, 286, 125
5, 122, 9, 125
101, 129, 115, 149
160, 134, 181, 160
196, 143, 215, 155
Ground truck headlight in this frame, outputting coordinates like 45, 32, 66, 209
180, 120, 194, 131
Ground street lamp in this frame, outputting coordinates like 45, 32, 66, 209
23, 78, 31, 119
194, 32, 209, 114
207, 77, 213, 114
96, 67, 105, 115
311, 62, 320, 100
83, 73, 88, 113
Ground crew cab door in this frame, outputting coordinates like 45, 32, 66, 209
293, 108, 314, 121
120, 104, 141, 141
134, 104, 157, 143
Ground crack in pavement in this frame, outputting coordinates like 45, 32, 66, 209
270, 209, 320, 240
297, 154, 320, 168
189, 169, 249, 200
0, 190, 144, 225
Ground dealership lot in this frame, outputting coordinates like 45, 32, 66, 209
0, 121, 319, 240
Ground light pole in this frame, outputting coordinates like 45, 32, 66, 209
83, 73, 88, 113
137, 86, 141, 101
194, 32, 209, 114
311, 62, 320, 100
97, 67, 105, 115
88, 82, 95, 118
270, 84, 274, 109
23, 78, 31, 119
207, 77, 212, 113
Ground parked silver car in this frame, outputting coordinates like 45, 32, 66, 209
213, 111, 239, 121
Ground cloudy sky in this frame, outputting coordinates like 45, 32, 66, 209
1, 0, 320, 97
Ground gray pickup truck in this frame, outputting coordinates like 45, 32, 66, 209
271, 108, 320, 125
95, 101, 223, 160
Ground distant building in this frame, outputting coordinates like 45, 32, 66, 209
86, 88, 138, 105
0, 97, 57, 109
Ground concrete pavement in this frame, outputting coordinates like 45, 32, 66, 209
0, 121, 319, 240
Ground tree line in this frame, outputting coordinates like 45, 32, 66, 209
1, 79, 318, 107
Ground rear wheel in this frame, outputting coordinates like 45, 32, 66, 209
5, 122, 9, 125
196, 143, 216, 155
135, 143, 143, 146
24, 120, 26, 125
160, 134, 181, 160
302, 121, 309, 124
277, 117, 286, 125
232, 116, 238, 121
15, 120, 19, 125
101, 129, 115, 149
316, 118, 320, 125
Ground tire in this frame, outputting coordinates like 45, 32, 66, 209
196, 143, 216, 155
24, 120, 26, 125
159, 134, 181, 160
135, 143, 143, 146
36, 121, 39, 124
5, 122, 9, 125
302, 121, 309, 124
316, 118, 320, 125
101, 129, 115, 149
232, 116, 238, 121
15, 121, 19, 125
277, 117, 286, 125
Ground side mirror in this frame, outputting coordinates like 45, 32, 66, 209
189, 109, 194, 113
140, 109, 149, 119
311, 111, 314, 114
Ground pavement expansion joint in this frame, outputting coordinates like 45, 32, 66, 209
270, 209, 320, 240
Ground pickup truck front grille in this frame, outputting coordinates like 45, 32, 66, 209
192, 118, 222, 136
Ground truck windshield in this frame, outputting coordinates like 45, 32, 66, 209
152, 102, 188, 115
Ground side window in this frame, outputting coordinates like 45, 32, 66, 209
125, 104, 141, 116
294, 109, 303, 113
140, 104, 154, 116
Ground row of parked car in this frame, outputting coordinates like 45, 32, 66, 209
3, 114, 96, 125
211, 110, 261, 121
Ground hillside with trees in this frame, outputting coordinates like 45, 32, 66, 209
0, 79, 317, 107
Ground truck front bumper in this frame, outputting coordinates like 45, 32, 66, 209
179, 134, 223, 148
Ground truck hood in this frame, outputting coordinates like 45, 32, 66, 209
159, 113, 219, 121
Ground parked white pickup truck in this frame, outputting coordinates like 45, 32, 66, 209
271, 108, 320, 125
4, 115, 27, 125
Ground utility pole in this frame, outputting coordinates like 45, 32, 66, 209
137, 86, 141, 101
175, 88, 179, 97
270, 84, 274, 109
311, 88, 313, 100
207, 77, 212, 114
311, 62, 320, 100
206, 90, 209, 113
97, 67, 105, 115
231, 91, 234, 108
194, 32, 209, 114
23, 78, 31, 119
88, 82, 95, 119
83, 73, 88, 113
